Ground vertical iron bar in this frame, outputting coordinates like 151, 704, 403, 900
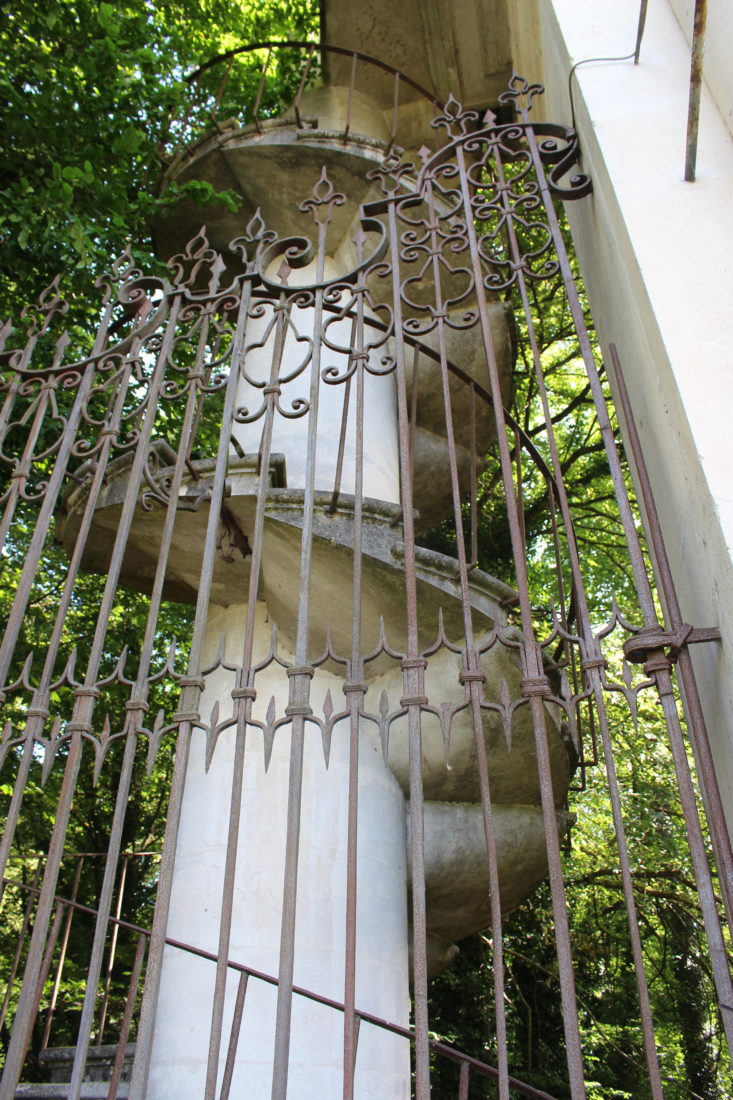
491, 142, 665, 1095
202, 286, 291, 1100
685, 0, 708, 182
652, 670, 733, 1052
219, 971, 249, 1100
132, 275, 254, 1098
34, 902, 66, 1017
271, 211, 330, 1100
469, 383, 478, 567
98, 855, 130, 1044
328, 352, 353, 513
389, 71, 400, 150
343, 234, 368, 1100
213, 54, 235, 120
106, 933, 147, 1100
607, 345, 733, 931
252, 47, 273, 133
294, 43, 317, 128
40, 855, 84, 1051
458, 1059, 470, 1100
386, 195, 431, 1100
422, 167, 510, 1099
454, 138, 587, 1099
343, 52, 358, 143
634, 0, 649, 63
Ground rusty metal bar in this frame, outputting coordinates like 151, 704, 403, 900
327, 313, 355, 513
212, 53, 235, 121
469, 382, 478, 568
106, 933, 146, 1100
607, 342, 733, 930
270, 195, 332, 1100
33, 902, 66, 1020
252, 46, 273, 133
40, 855, 84, 1051
458, 1059, 470, 1100
634, 0, 649, 63
389, 70, 400, 149
343, 52, 358, 143
219, 971, 249, 1100
385, 192, 432, 1100
342, 231, 368, 1100
98, 856, 130, 1044
293, 42, 317, 128
685, 0, 708, 182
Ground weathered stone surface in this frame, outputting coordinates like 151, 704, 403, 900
416, 802, 574, 973
322, 0, 512, 110
373, 635, 571, 806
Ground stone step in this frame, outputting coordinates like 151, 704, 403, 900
15, 1045, 134, 1099
15, 1085, 129, 1099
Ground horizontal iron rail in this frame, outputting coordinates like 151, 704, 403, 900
1, 876, 558, 1100
184, 39, 442, 108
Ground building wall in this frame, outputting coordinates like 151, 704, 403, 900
509, 0, 733, 835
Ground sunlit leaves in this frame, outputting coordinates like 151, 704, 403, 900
0, 0, 319, 325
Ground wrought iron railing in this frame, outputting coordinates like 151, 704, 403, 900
0, 72, 731, 1100
165, 41, 441, 158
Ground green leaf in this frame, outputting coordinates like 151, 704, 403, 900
97, 2, 116, 31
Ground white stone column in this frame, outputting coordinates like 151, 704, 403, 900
233, 263, 400, 503
148, 603, 411, 1098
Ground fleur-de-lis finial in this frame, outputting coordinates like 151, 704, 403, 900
230, 208, 277, 270
299, 167, 346, 226
168, 226, 221, 289
498, 74, 544, 120
20, 274, 69, 336
432, 94, 480, 138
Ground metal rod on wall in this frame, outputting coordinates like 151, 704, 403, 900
685, 0, 708, 182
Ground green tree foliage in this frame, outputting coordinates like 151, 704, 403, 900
0, 0, 319, 322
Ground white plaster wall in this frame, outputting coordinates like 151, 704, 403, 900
509, 0, 733, 834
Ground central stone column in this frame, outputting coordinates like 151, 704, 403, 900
148, 212, 411, 1093
149, 610, 411, 1098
